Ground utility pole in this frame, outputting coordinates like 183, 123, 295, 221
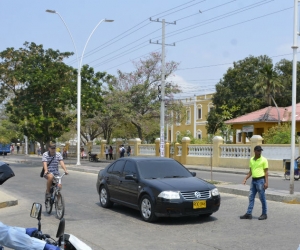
290, 0, 299, 194
150, 18, 175, 157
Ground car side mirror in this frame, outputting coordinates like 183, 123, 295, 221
30, 202, 42, 220
125, 174, 137, 181
190, 172, 196, 177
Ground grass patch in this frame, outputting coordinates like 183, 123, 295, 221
205, 179, 222, 185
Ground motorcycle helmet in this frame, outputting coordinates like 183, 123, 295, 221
0, 162, 15, 185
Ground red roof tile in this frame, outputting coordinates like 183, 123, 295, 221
225, 103, 300, 124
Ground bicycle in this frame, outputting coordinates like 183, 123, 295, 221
45, 173, 66, 219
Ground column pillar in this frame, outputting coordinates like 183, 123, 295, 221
100, 140, 107, 159
165, 142, 170, 158
250, 135, 263, 157
212, 136, 223, 167
181, 137, 190, 164
129, 139, 140, 156
155, 138, 160, 156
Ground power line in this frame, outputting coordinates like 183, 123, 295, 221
175, 6, 292, 44
82, 1, 243, 67
163, 0, 273, 41
67, 0, 200, 65
156, 0, 206, 20
175, 0, 237, 22
177, 51, 300, 71
92, 1, 282, 70
104, 48, 161, 71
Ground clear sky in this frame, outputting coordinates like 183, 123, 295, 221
1, 0, 294, 99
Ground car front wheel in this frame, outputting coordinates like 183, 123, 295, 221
139, 195, 157, 222
99, 186, 113, 208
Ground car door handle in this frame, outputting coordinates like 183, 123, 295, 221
105, 177, 109, 181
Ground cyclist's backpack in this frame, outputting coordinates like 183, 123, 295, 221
122, 148, 125, 154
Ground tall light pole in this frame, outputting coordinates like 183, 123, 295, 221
46, 10, 113, 165
150, 18, 176, 157
290, 0, 299, 194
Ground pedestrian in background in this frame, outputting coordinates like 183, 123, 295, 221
10, 145, 14, 154
119, 145, 125, 158
240, 145, 268, 220
127, 145, 131, 157
16, 145, 20, 154
105, 146, 109, 160
109, 146, 113, 160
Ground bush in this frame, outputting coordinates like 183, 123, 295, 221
263, 123, 298, 144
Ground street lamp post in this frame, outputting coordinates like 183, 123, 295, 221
290, 0, 299, 194
46, 10, 113, 165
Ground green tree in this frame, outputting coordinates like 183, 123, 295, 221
78, 65, 115, 144
274, 59, 300, 107
207, 55, 272, 133
3, 42, 75, 152
254, 63, 283, 106
253, 63, 283, 125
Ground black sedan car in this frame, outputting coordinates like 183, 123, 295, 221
96, 157, 220, 222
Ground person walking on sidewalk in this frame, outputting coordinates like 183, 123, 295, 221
105, 146, 109, 160
109, 145, 113, 160
240, 145, 268, 220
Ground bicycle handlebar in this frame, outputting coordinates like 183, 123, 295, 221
54, 173, 66, 185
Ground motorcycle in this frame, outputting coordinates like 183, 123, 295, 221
30, 202, 92, 250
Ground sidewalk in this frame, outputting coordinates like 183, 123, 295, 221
1, 154, 300, 209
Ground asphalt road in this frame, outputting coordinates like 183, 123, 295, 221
1, 162, 300, 250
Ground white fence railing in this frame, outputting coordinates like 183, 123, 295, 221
220, 145, 251, 158
188, 145, 212, 157
139, 145, 155, 155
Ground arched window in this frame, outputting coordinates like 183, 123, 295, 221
197, 130, 202, 139
208, 103, 214, 113
197, 104, 202, 120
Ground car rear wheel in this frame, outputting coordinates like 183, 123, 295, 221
99, 186, 113, 208
139, 195, 157, 222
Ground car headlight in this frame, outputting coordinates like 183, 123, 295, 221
211, 188, 219, 196
158, 191, 180, 199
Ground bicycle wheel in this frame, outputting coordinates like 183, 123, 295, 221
45, 194, 53, 214
55, 192, 65, 219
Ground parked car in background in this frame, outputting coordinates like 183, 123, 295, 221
96, 157, 221, 222
0, 143, 11, 156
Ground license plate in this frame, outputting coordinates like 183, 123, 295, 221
193, 200, 206, 209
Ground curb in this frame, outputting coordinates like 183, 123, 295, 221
216, 184, 300, 203
188, 167, 283, 178
0, 192, 18, 209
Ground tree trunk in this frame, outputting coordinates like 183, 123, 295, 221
131, 121, 143, 141
270, 95, 281, 125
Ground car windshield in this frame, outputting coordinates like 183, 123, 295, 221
138, 160, 193, 179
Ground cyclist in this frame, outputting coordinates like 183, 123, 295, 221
0, 162, 59, 250
42, 143, 68, 200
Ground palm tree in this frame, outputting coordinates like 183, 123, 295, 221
253, 63, 284, 124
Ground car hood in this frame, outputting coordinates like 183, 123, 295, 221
144, 177, 214, 192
